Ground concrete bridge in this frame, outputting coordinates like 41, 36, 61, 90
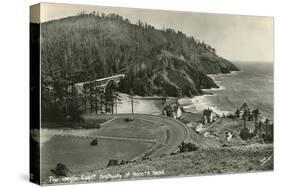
74, 74, 125, 94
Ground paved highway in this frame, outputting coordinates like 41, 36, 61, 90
84, 113, 189, 158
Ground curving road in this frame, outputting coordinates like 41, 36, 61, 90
84, 113, 189, 158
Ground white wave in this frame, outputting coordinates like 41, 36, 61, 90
190, 95, 232, 116
202, 85, 226, 92
178, 97, 193, 106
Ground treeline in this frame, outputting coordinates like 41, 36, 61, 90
40, 12, 238, 97
34, 11, 240, 122
235, 108, 273, 143
41, 77, 121, 122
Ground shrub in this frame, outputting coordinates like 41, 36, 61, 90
226, 114, 234, 119
86, 119, 107, 129
222, 143, 231, 147
90, 138, 98, 146
239, 128, 255, 140
67, 102, 84, 122
179, 142, 199, 153
141, 156, 151, 161
262, 134, 273, 143
42, 101, 84, 123
89, 123, 101, 129
107, 159, 119, 167
50, 163, 71, 177
124, 117, 134, 122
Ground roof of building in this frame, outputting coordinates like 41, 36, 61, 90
203, 108, 213, 116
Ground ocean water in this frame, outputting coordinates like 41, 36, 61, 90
184, 62, 274, 120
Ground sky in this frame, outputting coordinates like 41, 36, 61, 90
30, 3, 274, 63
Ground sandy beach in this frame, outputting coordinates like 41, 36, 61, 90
116, 93, 162, 115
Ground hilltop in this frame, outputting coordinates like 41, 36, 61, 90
38, 12, 239, 97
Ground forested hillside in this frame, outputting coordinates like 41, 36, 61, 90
39, 12, 239, 97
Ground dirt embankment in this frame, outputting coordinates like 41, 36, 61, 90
87, 143, 273, 179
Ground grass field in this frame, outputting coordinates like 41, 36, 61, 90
41, 136, 154, 181
98, 118, 167, 140
40, 116, 172, 182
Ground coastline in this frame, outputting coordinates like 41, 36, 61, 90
114, 68, 272, 121
182, 68, 273, 121
180, 71, 240, 116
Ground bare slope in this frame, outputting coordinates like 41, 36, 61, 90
88, 144, 273, 180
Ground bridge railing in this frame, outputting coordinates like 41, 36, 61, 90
74, 74, 125, 94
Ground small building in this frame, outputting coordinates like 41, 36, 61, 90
202, 108, 216, 124
173, 105, 183, 118
201, 115, 208, 125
